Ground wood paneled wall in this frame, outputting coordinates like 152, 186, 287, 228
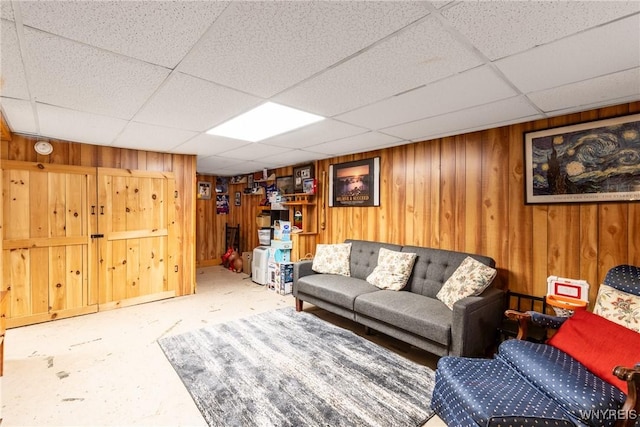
210, 102, 639, 305
1, 127, 197, 296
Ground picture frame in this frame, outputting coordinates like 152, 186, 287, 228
524, 113, 640, 204
276, 175, 294, 195
329, 157, 380, 207
293, 164, 314, 193
215, 177, 228, 194
234, 191, 241, 206
216, 194, 229, 214
197, 181, 211, 200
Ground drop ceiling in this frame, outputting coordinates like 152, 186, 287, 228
1, 1, 639, 176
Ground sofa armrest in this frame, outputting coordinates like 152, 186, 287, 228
451, 287, 504, 357
293, 260, 315, 283
614, 363, 640, 427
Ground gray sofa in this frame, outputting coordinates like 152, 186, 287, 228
293, 239, 504, 357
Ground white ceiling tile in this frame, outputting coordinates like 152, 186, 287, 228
0, 97, 37, 134
528, 68, 640, 113
214, 160, 282, 176
1, 20, 30, 99
262, 119, 367, 149
112, 122, 198, 153
170, 133, 251, 157
382, 96, 541, 141
275, 15, 482, 117
336, 65, 516, 129
0, 3, 14, 21
25, 27, 170, 119
217, 142, 291, 162
309, 132, 402, 156
197, 156, 246, 175
36, 103, 128, 145
261, 149, 331, 168
134, 72, 263, 132
178, 1, 431, 97
442, 1, 640, 60
496, 15, 640, 94
19, 1, 227, 68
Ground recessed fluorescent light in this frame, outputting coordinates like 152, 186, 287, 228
206, 102, 324, 142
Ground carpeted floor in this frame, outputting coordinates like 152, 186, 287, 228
158, 307, 436, 426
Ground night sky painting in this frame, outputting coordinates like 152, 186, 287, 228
526, 115, 640, 203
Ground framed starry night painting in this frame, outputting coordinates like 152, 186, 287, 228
524, 113, 640, 204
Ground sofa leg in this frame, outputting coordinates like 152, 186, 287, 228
295, 298, 303, 312
364, 326, 372, 335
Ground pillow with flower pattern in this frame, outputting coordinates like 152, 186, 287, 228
366, 247, 417, 291
593, 283, 640, 333
312, 243, 352, 276
436, 256, 497, 310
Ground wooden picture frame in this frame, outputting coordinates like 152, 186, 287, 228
293, 164, 314, 193
197, 181, 211, 200
329, 157, 380, 207
524, 113, 640, 204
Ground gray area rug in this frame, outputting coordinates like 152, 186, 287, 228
158, 307, 436, 426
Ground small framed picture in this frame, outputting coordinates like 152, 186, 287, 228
197, 181, 211, 200
234, 191, 241, 206
293, 164, 315, 193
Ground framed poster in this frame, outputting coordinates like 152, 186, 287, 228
216, 194, 229, 214
276, 175, 294, 195
197, 181, 211, 200
329, 157, 380, 207
234, 191, 241, 206
524, 113, 640, 204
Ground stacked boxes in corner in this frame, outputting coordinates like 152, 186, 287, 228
268, 239, 293, 294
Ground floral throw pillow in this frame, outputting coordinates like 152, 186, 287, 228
312, 243, 352, 276
593, 283, 640, 333
366, 247, 417, 291
436, 256, 497, 310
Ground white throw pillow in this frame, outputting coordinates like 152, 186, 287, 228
593, 283, 640, 333
436, 256, 497, 310
312, 243, 352, 276
366, 247, 417, 291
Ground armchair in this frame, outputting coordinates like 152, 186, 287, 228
432, 265, 640, 427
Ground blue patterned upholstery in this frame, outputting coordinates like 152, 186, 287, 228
431, 264, 640, 427
433, 356, 575, 427
498, 340, 626, 427
604, 264, 640, 296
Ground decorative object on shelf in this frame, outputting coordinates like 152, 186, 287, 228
302, 178, 316, 195
197, 181, 212, 200
229, 175, 247, 184
524, 113, 640, 204
329, 157, 380, 207
234, 191, 241, 206
34, 140, 53, 155
293, 164, 314, 193
276, 175, 294, 195
216, 194, 229, 214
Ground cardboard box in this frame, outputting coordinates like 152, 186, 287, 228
268, 262, 294, 295
241, 251, 252, 275
273, 220, 291, 241
268, 247, 291, 263
270, 239, 293, 250
256, 214, 271, 228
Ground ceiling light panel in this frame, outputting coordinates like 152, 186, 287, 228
19, 1, 227, 68
207, 102, 324, 142
177, 1, 431, 97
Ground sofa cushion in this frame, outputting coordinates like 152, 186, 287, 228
366, 247, 417, 291
295, 274, 378, 310
593, 283, 640, 333
401, 246, 496, 298
312, 243, 351, 276
433, 357, 575, 427
498, 339, 626, 426
346, 240, 402, 281
436, 256, 497, 310
354, 290, 452, 345
546, 309, 640, 391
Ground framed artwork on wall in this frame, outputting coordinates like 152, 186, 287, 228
293, 164, 314, 193
197, 181, 211, 200
524, 113, 640, 204
329, 157, 380, 207
276, 175, 294, 195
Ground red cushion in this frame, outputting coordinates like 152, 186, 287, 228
547, 309, 640, 391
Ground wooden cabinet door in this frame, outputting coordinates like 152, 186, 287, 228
1, 161, 97, 327
96, 168, 177, 309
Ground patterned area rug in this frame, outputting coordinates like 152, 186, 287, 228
158, 307, 436, 426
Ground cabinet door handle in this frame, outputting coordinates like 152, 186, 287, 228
91, 205, 96, 215
100, 206, 105, 215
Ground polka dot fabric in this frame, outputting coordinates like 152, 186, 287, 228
432, 356, 575, 427
603, 264, 640, 296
